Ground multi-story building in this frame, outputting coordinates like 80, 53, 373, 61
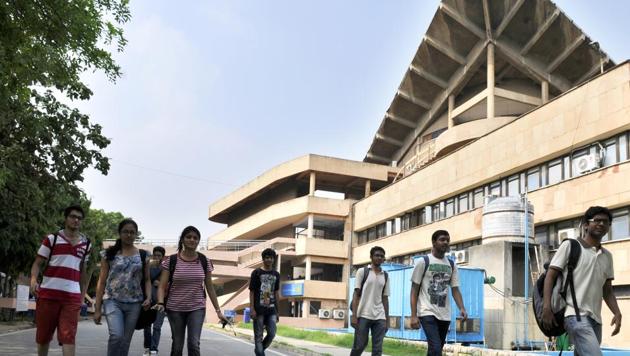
208, 0, 629, 349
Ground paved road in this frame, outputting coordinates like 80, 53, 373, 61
0, 320, 299, 356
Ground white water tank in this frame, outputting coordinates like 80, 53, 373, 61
482, 195, 534, 243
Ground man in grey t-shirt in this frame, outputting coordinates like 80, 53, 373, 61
542, 206, 622, 355
410, 230, 467, 356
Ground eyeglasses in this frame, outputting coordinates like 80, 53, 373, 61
68, 214, 83, 221
587, 218, 610, 226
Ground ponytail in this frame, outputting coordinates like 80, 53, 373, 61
105, 238, 122, 261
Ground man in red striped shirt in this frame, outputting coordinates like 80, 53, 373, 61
30, 205, 92, 356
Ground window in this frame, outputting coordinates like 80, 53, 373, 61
410, 210, 419, 228
386, 220, 392, 236
473, 188, 484, 208
377, 223, 386, 238
619, 134, 628, 161
527, 168, 540, 191
603, 139, 618, 167
609, 209, 629, 241
563, 156, 571, 181
507, 175, 520, 196
458, 194, 469, 213
535, 226, 548, 246
425, 207, 432, 224
357, 231, 367, 245
418, 208, 426, 225
445, 198, 455, 218
394, 217, 401, 234
432, 203, 441, 221
547, 159, 563, 185
402, 213, 411, 231
489, 181, 501, 196
367, 227, 376, 242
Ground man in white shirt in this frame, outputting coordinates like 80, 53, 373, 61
350, 246, 390, 356
543, 206, 622, 355
410, 230, 467, 356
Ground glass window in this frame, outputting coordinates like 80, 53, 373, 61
402, 213, 410, 231
458, 194, 469, 213
535, 226, 548, 246
610, 209, 629, 241
377, 223, 386, 238
489, 181, 501, 196
548, 159, 563, 185
432, 203, 441, 221
473, 188, 484, 208
507, 175, 520, 196
410, 211, 419, 228
527, 168, 540, 191
394, 217, 401, 234
418, 208, 426, 225
445, 199, 454, 218
367, 227, 376, 241
386, 220, 392, 235
620, 134, 628, 161
603, 139, 617, 167
358, 231, 367, 245
563, 156, 571, 180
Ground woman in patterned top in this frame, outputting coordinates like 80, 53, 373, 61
154, 226, 227, 356
94, 219, 151, 356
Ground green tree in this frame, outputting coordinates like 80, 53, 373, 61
0, 0, 131, 278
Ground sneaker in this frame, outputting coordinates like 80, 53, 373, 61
143, 349, 151, 356
150, 351, 158, 355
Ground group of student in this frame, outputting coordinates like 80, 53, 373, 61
28, 204, 282, 356
349, 206, 623, 356
28, 204, 623, 356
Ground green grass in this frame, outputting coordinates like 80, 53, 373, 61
237, 322, 426, 356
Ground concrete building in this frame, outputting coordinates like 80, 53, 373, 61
207, 0, 629, 349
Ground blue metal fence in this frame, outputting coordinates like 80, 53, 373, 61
349, 262, 485, 344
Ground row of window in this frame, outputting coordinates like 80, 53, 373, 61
357, 131, 630, 246
536, 205, 630, 249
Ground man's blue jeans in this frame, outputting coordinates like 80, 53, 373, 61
167, 308, 206, 356
143, 310, 166, 352
564, 315, 602, 356
420, 315, 450, 356
103, 299, 142, 356
350, 317, 387, 356
253, 313, 277, 356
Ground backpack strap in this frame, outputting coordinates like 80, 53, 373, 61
40, 233, 59, 281
139, 249, 148, 299
358, 266, 370, 296
382, 271, 388, 296
563, 239, 582, 322
167, 254, 178, 297
80, 238, 91, 267
197, 252, 209, 277
417, 255, 430, 298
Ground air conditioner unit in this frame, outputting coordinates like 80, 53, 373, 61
332, 309, 346, 320
575, 154, 600, 174
558, 228, 576, 244
318, 309, 331, 319
455, 250, 469, 264
445, 251, 457, 261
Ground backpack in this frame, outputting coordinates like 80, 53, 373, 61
533, 239, 581, 337
351, 266, 388, 310
165, 252, 210, 306
415, 255, 455, 298
40, 233, 91, 282
135, 249, 157, 329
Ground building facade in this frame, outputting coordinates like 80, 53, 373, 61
207, 0, 629, 349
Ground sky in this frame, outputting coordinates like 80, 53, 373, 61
77, 1, 629, 243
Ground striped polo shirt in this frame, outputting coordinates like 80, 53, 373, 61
162, 253, 214, 312
37, 231, 91, 304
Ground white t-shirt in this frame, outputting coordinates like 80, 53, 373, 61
410, 254, 459, 321
355, 266, 390, 320
549, 239, 614, 324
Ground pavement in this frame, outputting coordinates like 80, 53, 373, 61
0, 319, 302, 356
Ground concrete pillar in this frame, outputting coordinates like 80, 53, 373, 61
302, 300, 310, 318
487, 43, 495, 120
541, 81, 549, 104
307, 214, 314, 238
305, 256, 312, 280
309, 172, 316, 196
448, 95, 455, 129
364, 180, 371, 198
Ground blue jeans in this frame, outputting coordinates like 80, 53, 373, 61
420, 315, 450, 356
143, 310, 166, 351
564, 316, 602, 356
350, 318, 387, 356
103, 299, 142, 356
253, 313, 277, 356
167, 308, 205, 356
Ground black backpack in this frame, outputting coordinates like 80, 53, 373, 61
532, 239, 581, 337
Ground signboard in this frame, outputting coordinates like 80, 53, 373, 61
16, 285, 30, 312
281, 281, 304, 297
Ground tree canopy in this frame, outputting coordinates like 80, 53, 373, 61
0, 0, 131, 277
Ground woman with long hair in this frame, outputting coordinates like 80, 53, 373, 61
94, 219, 151, 356
155, 226, 227, 356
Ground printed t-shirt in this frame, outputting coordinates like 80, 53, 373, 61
249, 268, 280, 315
410, 254, 459, 321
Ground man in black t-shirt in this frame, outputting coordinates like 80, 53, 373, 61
249, 248, 280, 356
